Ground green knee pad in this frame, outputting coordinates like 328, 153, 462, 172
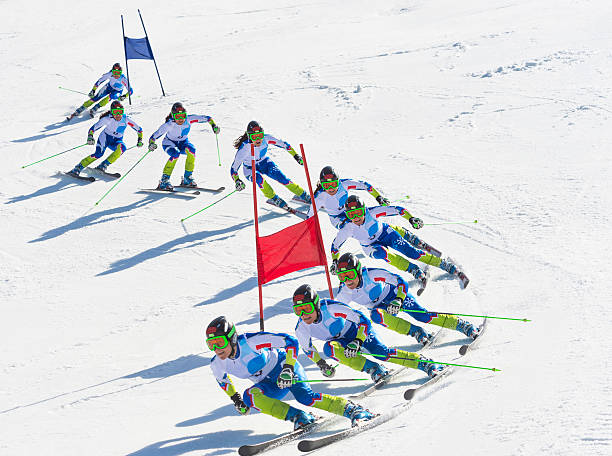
388, 350, 420, 369
248, 387, 290, 420
429, 314, 458, 329
163, 158, 178, 176
390, 225, 407, 238
261, 180, 276, 199
98, 96, 111, 107
83, 100, 94, 108
185, 150, 195, 173
106, 145, 123, 164
79, 155, 96, 167
329, 341, 367, 371
386, 251, 413, 271
377, 310, 412, 335
311, 394, 347, 416
285, 182, 305, 196
418, 253, 441, 267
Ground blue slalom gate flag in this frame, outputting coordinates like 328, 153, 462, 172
124, 37, 154, 60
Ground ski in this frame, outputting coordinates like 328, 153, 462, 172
238, 416, 333, 456
403, 365, 454, 400
417, 240, 442, 257
458, 271, 470, 289
291, 195, 311, 206
138, 188, 200, 198
63, 172, 95, 182
265, 199, 308, 219
175, 185, 225, 193
416, 267, 430, 296
90, 168, 120, 179
459, 318, 488, 356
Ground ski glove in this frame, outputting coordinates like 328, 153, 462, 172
137, 139, 144, 148
330, 259, 338, 275
119, 93, 128, 101
344, 339, 363, 358
235, 178, 246, 192
276, 364, 294, 389
386, 298, 402, 316
86, 134, 95, 145
210, 123, 220, 134
293, 154, 304, 165
148, 141, 157, 151
316, 359, 336, 378
376, 195, 390, 206
88, 88, 96, 98
230, 392, 250, 415
409, 217, 424, 229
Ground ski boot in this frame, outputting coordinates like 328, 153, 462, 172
95, 160, 110, 172
456, 318, 479, 340
68, 163, 84, 176
285, 407, 316, 430
181, 174, 197, 187
343, 401, 375, 426
417, 356, 444, 378
89, 104, 101, 118
407, 263, 427, 290
363, 359, 389, 382
297, 191, 311, 204
157, 174, 174, 191
408, 324, 433, 346
66, 106, 85, 121
270, 194, 288, 209
440, 258, 469, 288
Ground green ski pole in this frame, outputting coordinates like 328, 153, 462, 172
366, 354, 500, 372
424, 220, 478, 226
215, 133, 221, 166
402, 310, 530, 322
59, 86, 89, 96
181, 190, 237, 222
22, 144, 87, 168
94, 147, 151, 206
293, 378, 369, 383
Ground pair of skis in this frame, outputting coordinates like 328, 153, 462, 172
63, 169, 120, 182
265, 196, 308, 220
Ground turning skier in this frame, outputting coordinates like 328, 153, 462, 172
206, 316, 374, 429
334, 252, 480, 345
66, 63, 133, 121
67, 100, 142, 178
330, 195, 469, 288
291, 284, 444, 384
148, 102, 220, 190
231, 121, 311, 209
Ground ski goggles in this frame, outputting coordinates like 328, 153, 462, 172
248, 131, 265, 141
337, 268, 359, 282
293, 295, 319, 317
321, 179, 339, 190
111, 69, 122, 76
111, 108, 124, 116
206, 326, 236, 351
172, 111, 187, 121
345, 207, 365, 220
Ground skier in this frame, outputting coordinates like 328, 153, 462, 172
206, 316, 374, 429
148, 102, 220, 190
334, 252, 480, 345
66, 63, 133, 121
291, 284, 444, 384
231, 121, 311, 209
67, 100, 142, 177
307, 166, 391, 228
330, 195, 469, 288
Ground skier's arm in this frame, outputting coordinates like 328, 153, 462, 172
295, 323, 322, 364
369, 268, 407, 300
343, 179, 387, 204
187, 114, 212, 124
307, 190, 324, 218
230, 146, 248, 181
216, 373, 238, 398
87, 117, 111, 136
149, 122, 171, 142
121, 76, 134, 96
267, 135, 301, 163
92, 72, 111, 92
125, 116, 143, 145
248, 332, 299, 367
327, 301, 371, 340
330, 227, 351, 261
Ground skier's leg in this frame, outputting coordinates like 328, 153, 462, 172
290, 361, 347, 416
158, 145, 180, 189
243, 384, 290, 420
261, 158, 310, 202
71, 134, 108, 174
323, 341, 367, 371
181, 142, 197, 186
96, 139, 126, 171
90, 94, 111, 117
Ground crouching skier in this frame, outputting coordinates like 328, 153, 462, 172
334, 253, 481, 346
291, 285, 444, 384
206, 316, 374, 429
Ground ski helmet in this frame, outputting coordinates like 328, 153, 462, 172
205, 316, 238, 356
345, 195, 365, 212
171, 102, 186, 114
319, 166, 338, 183
292, 284, 321, 316
111, 62, 122, 72
110, 100, 123, 111
247, 120, 262, 133
336, 252, 363, 284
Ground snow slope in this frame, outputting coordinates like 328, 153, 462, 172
1, 1, 611, 455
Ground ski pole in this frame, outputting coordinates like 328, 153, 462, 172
59, 86, 89, 96
391, 195, 410, 203
401, 310, 530, 322
22, 144, 87, 168
94, 148, 151, 206
293, 378, 369, 383
215, 133, 221, 166
424, 220, 478, 226
181, 190, 237, 222
365, 353, 500, 372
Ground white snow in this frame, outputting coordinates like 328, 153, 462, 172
1, 1, 611, 455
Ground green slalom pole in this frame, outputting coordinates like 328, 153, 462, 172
59, 86, 89, 96
366, 353, 500, 372
181, 190, 237, 222
94, 147, 150, 206
294, 378, 369, 383
215, 134, 221, 166
22, 143, 87, 168
402, 309, 530, 322
424, 220, 478, 226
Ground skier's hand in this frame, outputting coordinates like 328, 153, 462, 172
409, 217, 423, 230
88, 88, 96, 98
137, 139, 144, 148
293, 154, 304, 166
316, 359, 336, 378
276, 364, 294, 389
230, 392, 250, 415
386, 298, 402, 316
119, 93, 128, 101
330, 259, 338, 275
148, 140, 157, 151
86, 134, 95, 145
344, 339, 363, 358
376, 195, 390, 206
235, 178, 246, 192
210, 123, 220, 134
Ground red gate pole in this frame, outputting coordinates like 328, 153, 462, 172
250, 144, 265, 331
